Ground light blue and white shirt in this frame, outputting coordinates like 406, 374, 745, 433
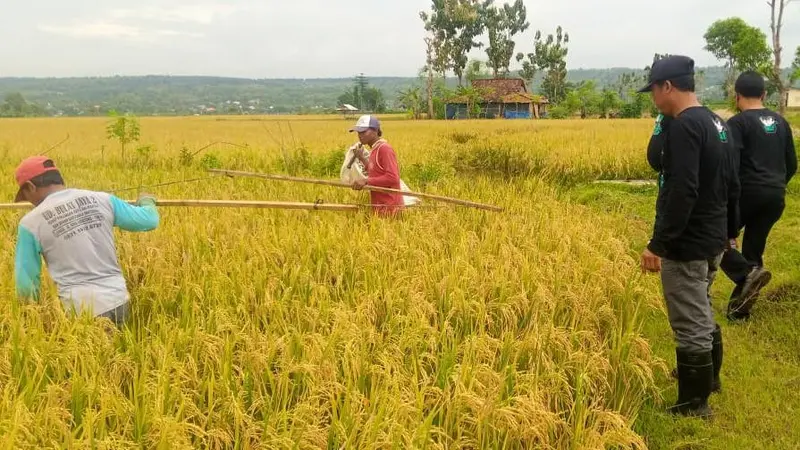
15, 188, 159, 316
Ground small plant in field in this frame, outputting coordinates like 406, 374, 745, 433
278, 144, 312, 175
106, 110, 140, 161
133, 144, 154, 170
310, 149, 346, 178
200, 152, 222, 169
405, 161, 453, 187
179, 146, 194, 166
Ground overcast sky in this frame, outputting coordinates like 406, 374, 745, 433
2, 0, 798, 79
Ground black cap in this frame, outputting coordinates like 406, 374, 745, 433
638, 55, 695, 93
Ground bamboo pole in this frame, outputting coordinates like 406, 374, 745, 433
209, 169, 504, 212
0, 200, 360, 212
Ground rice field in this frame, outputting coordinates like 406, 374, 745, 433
0, 115, 670, 449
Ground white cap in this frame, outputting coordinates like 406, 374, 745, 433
349, 115, 381, 132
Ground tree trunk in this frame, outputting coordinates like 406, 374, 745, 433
726, 63, 736, 101
769, 0, 792, 115
427, 67, 434, 120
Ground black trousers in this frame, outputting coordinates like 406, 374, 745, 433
721, 187, 786, 285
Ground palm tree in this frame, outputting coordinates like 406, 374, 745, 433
397, 87, 423, 120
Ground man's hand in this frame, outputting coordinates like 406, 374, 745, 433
137, 193, 157, 206
352, 178, 369, 191
640, 248, 662, 273
350, 143, 364, 158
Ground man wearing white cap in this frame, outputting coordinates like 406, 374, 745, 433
348, 115, 404, 217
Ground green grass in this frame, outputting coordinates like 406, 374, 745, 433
566, 181, 800, 449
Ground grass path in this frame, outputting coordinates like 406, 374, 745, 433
566, 182, 800, 449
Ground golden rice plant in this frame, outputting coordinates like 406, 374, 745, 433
0, 116, 664, 449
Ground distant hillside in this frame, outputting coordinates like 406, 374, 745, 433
0, 67, 795, 117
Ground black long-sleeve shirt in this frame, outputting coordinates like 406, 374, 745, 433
648, 106, 740, 261
727, 108, 797, 193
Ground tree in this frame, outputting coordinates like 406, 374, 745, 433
448, 0, 485, 86
397, 87, 424, 119
516, 26, 569, 103
353, 73, 369, 110
338, 75, 386, 113
363, 87, 387, 113
598, 89, 622, 118
766, 0, 796, 114
465, 59, 492, 84
421, 2, 451, 119
703, 18, 771, 99
483, 0, 529, 77
106, 110, 140, 161
613, 72, 643, 101
562, 81, 600, 119
792, 46, 800, 83
0, 92, 44, 117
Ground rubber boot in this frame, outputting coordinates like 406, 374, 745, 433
668, 349, 713, 418
711, 324, 722, 393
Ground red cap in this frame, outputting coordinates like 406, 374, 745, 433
14, 156, 59, 202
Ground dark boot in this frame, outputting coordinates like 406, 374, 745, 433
712, 324, 722, 393
671, 327, 722, 394
668, 349, 713, 418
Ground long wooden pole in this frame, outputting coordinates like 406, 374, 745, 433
0, 200, 360, 212
209, 169, 504, 212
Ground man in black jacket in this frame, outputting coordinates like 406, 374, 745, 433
722, 71, 797, 321
639, 55, 739, 418
648, 110, 726, 393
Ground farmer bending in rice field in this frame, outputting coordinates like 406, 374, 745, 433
638, 55, 739, 418
348, 115, 405, 217
13, 156, 160, 328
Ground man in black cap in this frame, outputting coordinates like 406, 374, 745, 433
721, 70, 797, 321
639, 54, 739, 418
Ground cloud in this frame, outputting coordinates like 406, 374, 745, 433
108, 4, 241, 25
38, 21, 203, 42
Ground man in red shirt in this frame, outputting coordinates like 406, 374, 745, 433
349, 115, 405, 217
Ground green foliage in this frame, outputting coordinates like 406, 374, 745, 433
338, 74, 387, 112
561, 80, 601, 118
310, 149, 345, 178
704, 18, 771, 70
704, 18, 771, 98
465, 59, 492, 84
446, 0, 485, 86
546, 105, 569, 119
482, 0, 529, 77
792, 46, 800, 83
397, 86, 424, 119
179, 146, 194, 167
598, 89, 623, 118
404, 161, 454, 187
276, 144, 312, 176
105, 110, 141, 161
516, 26, 570, 103
199, 153, 222, 170
455, 85, 489, 118
619, 94, 649, 119
0, 92, 44, 117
